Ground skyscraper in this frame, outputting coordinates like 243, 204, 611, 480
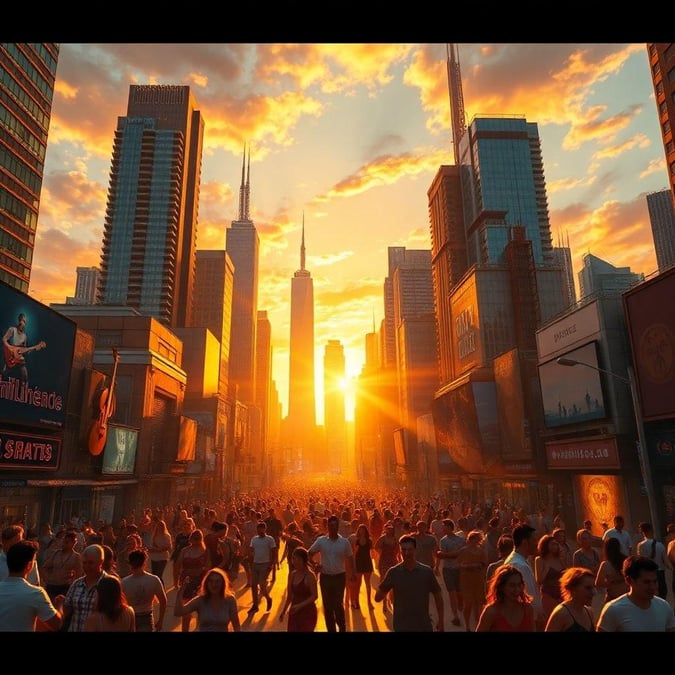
323, 339, 347, 474
98, 84, 204, 328
66, 266, 100, 305
646, 188, 675, 272
192, 249, 234, 396
647, 44, 675, 204
578, 253, 644, 299
286, 215, 316, 467
429, 44, 567, 493
226, 146, 259, 404
0, 43, 59, 292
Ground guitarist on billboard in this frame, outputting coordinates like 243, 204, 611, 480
2, 313, 46, 382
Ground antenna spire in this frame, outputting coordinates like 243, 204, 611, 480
237, 143, 246, 220
447, 43, 467, 166
300, 212, 306, 271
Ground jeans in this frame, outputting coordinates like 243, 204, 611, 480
319, 572, 347, 632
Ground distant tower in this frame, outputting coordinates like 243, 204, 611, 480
447, 43, 467, 166
226, 145, 259, 403
256, 309, 273, 468
552, 231, 576, 307
287, 214, 316, 469
67, 267, 101, 305
99, 84, 204, 328
646, 188, 675, 272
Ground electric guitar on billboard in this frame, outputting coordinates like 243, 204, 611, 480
3, 340, 46, 369
88, 347, 119, 457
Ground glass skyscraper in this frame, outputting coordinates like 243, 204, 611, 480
0, 43, 59, 292
99, 84, 204, 328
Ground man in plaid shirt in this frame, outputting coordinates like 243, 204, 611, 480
60, 544, 110, 632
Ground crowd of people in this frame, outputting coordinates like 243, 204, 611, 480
1, 484, 674, 632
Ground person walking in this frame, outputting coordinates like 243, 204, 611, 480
374, 534, 444, 632
602, 515, 633, 557
544, 566, 596, 632
0, 540, 63, 631
308, 513, 355, 632
279, 546, 318, 631
121, 548, 167, 632
247, 520, 277, 615
503, 523, 543, 630
61, 543, 111, 632
475, 564, 535, 632
174, 567, 241, 632
597, 555, 675, 631
635, 521, 670, 600
83, 575, 135, 631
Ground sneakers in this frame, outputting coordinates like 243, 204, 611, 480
265, 596, 272, 612
247, 605, 259, 614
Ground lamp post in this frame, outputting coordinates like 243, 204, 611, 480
556, 357, 660, 539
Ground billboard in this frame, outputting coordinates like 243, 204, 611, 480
101, 425, 138, 474
538, 341, 607, 429
431, 379, 500, 474
0, 281, 77, 429
494, 349, 530, 460
176, 415, 197, 462
623, 267, 675, 420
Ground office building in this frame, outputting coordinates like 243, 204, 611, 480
429, 44, 567, 503
646, 188, 675, 272
286, 215, 316, 468
0, 43, 59, 292
66, 266, 100, 305
578, 253, 644, 299
192, 249, 234, 396
98, 84, 204, 329
647, 44, 675, 204
226, 146, 259, 404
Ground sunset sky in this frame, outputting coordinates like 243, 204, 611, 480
29, 44, 666, 423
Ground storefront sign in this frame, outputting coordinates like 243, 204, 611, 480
0, 428, 61, 470
546, 436, 620, 470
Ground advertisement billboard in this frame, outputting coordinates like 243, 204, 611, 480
538, 341, 607, 429
0, 281, 77, 429
623, 267, 675, 420
101, 425, 138, 474
431, 379, 500, 474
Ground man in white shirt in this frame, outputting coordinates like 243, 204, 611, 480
597, 555, 675, 632
309, 514, 355, 632
247, 520, 277, 615
602, 515, 633, 557
0, 540, 62, 631
636, 522, 670, 599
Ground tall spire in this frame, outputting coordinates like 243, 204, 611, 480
244, 144, 251, 221
300, 211, 306, 271
237, 143, 246, 220
447, 43, 467, 166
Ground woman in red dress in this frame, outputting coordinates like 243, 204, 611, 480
279, 547, 318, 632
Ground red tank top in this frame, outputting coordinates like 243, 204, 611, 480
491, 604, 534, 632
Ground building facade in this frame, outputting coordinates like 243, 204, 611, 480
226, 147, 259, 405
286, 217, 316, 470
0, 43, 59, 293
98, 84, 204, 329
647, 44, 675, 205
646, 188, 675, 272
66, 266, 100, 305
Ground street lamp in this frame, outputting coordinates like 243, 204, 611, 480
556, 357, 660, 538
